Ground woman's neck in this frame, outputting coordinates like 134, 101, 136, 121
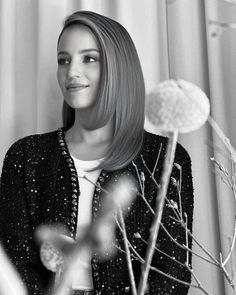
67, 116, 112, 144
65, 111, 113, 161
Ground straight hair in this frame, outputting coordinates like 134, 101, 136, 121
59, 11, 145, 171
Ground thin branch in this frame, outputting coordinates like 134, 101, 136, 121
222, 215, 236, 267
177, 169, 183, 219
208, 116, 236, 163
138, 236, 188, 269
159, 223, 218, 266
118, 209, 137, 295
132, 161, 146, 197
135, 168, 219, 267
138, 131, 178, 295
116, 218, 212, 294
220, 0, 236, 5
149, 264, 210, 294
115, 236, 210, 294
152, 144, 163, 175
114, 217, 145, 264
209, 19, 236, 38
184, 213, 189, 266
184, 229, 219, 264
140, 154, 160, 189
186, 268, 210, 295
114, 241, 210, 294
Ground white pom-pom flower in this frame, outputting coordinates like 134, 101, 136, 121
40, 241, 64, 272
145, 79, 210, 133
39, 233, 74, 272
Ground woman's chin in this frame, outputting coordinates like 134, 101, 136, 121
64, 100, 94, 110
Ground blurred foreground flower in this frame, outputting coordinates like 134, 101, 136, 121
0, 244, 27, 295
36, 175, 136, 295
145, 79, 210, 133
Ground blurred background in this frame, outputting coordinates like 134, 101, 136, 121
0, 0, 236, 294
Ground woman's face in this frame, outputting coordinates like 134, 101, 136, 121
57, 25, 101, 110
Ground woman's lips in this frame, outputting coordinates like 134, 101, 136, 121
66, 84, 89, 92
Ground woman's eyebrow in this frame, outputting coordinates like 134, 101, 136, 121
57, 49, 99, 55
57, 51, 68, 55
79, 49, 100, 53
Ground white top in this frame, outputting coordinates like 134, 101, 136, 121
71, 155, 102, 290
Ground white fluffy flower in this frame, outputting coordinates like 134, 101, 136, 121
39, 234, 74, 272
40, 241, 64, 272
145, 79, 210, 133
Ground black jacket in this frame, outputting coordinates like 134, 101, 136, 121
0, 128, 194, 295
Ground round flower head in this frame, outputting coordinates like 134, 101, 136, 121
40, 241, 64, 272
145, 79, 210, 133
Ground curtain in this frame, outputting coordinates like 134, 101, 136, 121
0, 0, 235, 294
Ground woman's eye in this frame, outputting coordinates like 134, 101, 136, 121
57, 57, 70, 66
83, 55, 98, 63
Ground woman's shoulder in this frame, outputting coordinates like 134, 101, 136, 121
4, 129, 60, 159
143, 130, 191, 165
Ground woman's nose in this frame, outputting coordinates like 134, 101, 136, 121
67, 60, 82, 78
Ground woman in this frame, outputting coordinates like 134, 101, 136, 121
0, 11, 194, 295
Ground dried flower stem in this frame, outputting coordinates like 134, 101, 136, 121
208, 116, 236, 162
150, 264, 209, 294
138, 130, 178, 295
132, 162, 145, 194
140, 145, 163, 187
160, 222, 217, 265
152, 144, 163, 175
136, 168, 221, 268
177, 175, 183, 219
209, 20, 236, 37
84, 122, 236, 292
175, 174, 235, 289
139, 233, 210, 294
223, 216, 236, 267
139, 235, 187, 269
117, 209, 137, 295
184, 213, 189, 266
137, 185, 217, 267
221, 0, 236, 5
115, 221, 211, 294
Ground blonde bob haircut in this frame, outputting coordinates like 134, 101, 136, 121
59, 11, 145, 171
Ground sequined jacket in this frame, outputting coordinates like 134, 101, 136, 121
0, 129, 194, 295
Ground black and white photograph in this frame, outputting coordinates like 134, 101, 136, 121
0, 1, 236, 295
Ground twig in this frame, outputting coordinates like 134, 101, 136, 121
166, 0, 177, 4
132, 161, 146, 196
187, 268, 210, 295
177, 166, 183, 219
222, 216, 236, 267
209, 19, 236, 30
220, 0, 236, 5
208, 116, 236, 163
134, 165, 219, 266
140, 154, 160, 189
184, 213, 189, 266
139, 145, 163, 180
152, 144, 163, 175
149, 264, 210, 294
138, 131, 178, 295
154, 223, 217, 266
118, 209, 137, 295
184, 229, 219, 264
138, 235, 188, 269
114, 217, 145, 264
115, 220, 212, 294
114, 236, 210, 294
